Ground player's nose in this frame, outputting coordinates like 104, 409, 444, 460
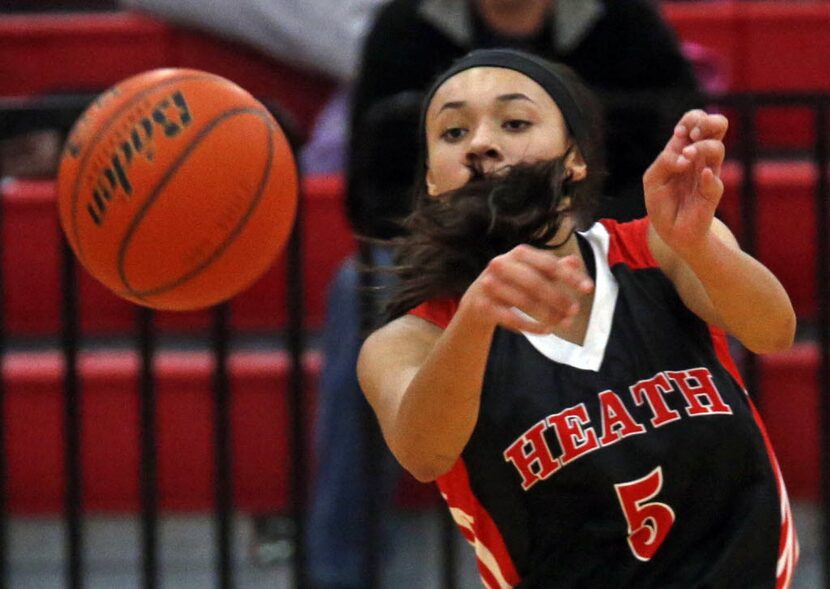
465, 124, 503, 172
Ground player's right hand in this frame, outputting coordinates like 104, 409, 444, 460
460, 244, 594, 335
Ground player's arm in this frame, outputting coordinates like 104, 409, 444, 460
358, 312, 492, 483
649, 217, 794, 353
358, 246, 593, 482
645, 110, 796, 354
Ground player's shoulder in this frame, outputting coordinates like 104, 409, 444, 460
360, 313, 444, 381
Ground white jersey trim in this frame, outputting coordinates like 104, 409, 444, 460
519, 222, 618, 371
447, 505, 514, 589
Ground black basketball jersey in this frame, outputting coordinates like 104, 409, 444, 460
410, 218, 798, 589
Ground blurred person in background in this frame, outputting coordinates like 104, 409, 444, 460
119, 0, 390, 82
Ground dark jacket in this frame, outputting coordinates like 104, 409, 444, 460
347, 0, 702, 237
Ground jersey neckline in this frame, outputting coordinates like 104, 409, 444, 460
519, 222, 619, 371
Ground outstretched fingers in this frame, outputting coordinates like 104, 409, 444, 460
666, 110, 728, 159
688, 112, 729, 142
681, 138, 726, 175
647, 112, 728, 194
675, 110, 729, 142
645, 143, 692, 191
698, 167, 724, 202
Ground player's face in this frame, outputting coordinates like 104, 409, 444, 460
424, 67, 579, 197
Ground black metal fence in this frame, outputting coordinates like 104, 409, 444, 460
0, 92, 828, 589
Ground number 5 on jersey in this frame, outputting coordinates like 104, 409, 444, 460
614, 466, 676, 561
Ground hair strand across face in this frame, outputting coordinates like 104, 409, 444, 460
383, 157, 599, 319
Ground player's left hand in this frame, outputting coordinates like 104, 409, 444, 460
643, 110, 728, 258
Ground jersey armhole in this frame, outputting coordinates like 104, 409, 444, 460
602, 217, 660, 270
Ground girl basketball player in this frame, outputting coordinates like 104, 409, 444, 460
357, 49, 798, 587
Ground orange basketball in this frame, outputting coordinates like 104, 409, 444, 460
56, 68, 298, 311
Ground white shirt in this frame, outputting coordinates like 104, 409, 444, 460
120, 0, 390, 81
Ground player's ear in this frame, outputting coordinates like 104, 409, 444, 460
564, 146, 587, 182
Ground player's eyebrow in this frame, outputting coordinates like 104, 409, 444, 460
437, 100, 466, 114
437, 93, 537, 114
496, 93, 536, 104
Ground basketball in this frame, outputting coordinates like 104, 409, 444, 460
56, 68, 298, 311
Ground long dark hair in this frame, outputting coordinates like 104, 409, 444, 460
380, 55, 606, 321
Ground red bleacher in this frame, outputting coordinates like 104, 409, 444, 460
664, 1, 830, 150
758, 343, 820, 501
2, 175, 354, 335
719, 160, 824, 320
664, 1, 830, 91
0, 11, 335, 138
3, 348, 320, 513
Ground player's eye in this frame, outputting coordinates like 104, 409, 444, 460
441, 127, 467, 142
503, 119, 531, 132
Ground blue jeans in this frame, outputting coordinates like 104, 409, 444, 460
306, 248, 401, 588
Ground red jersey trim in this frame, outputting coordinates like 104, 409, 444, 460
708, 326, 746, 389
707, 329, 797, 586
601, 217, 659, 270
437, 459, 521, 588
408, 297, 460, 330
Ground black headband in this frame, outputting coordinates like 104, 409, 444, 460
422, 48, 589, 149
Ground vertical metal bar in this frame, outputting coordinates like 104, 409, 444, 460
0, 180, 8, 589
138, 307, 158, 589
814, 97, 830, 589
212, 302, 234, 589
60, 238, 83, 589
440, 509, 457, 589
287, 178, 308, 589
357, 242, 381, 589
258, 100, 309, 589
737, 97, 760, 398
